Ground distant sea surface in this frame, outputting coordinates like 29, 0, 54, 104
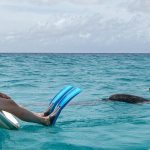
0, 53, 150, 150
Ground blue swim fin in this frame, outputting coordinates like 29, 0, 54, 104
50, 88, 81, 125
49, 85, 73, 114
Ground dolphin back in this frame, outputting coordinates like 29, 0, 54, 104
109, 94, 150, 104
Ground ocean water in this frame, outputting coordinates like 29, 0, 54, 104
0, 53, 150, 150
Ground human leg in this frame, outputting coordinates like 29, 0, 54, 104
0, 97, 51, 126
0, 92, 11, 99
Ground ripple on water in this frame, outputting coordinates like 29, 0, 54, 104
0, 54, 150, 150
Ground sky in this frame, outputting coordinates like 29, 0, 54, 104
0, 0, 150, 53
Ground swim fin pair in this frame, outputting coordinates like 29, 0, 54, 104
48, 85, 81, 125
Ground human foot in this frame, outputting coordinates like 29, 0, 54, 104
43, 107, 60, 126
43, 115, 56, 126
43, 105, 51, 116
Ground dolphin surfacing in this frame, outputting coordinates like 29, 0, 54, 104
108, 94, 150, 104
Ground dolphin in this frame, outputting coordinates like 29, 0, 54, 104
107, 94, 150, 104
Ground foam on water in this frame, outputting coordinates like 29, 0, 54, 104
0, 53, 150, 150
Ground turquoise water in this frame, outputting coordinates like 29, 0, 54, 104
0, 53, 150, 150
